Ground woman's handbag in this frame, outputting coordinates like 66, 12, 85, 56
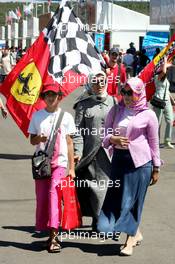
32, 110, 64, 180
150, 96, 166, 109
150, 81, 167, 109
62, 176, 82, 230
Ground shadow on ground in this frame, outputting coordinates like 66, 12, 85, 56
0, 239, 122, 255
1, 225, 122, 255
0, 154, 32, 160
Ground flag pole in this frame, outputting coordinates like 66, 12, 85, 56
5, 12, 7, 25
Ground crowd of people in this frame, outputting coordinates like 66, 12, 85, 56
101, 44, 175, 148
0, 46, 27, 82
0, 42, 174, 256
102, 42, 150, 79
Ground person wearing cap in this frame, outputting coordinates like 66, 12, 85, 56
97, 77, 161, 256
73, 71, 116, 231
28, 82, 76, 253
106, 47, 127, 101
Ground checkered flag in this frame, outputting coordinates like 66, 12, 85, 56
44, 0, 105, 84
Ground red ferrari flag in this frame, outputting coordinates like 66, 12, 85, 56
0, 0, 104, 137
139, 33, 175, 101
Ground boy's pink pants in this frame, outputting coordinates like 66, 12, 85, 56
35, 166, 66, 231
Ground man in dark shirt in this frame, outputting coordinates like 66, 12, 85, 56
139, 49, 150, 71
127, 42, 136, 55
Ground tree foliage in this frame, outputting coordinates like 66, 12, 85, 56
0, 1, 150, 27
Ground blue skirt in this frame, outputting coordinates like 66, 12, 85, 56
97, 149, 152, 236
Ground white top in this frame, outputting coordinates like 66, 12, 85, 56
154, 75, 170, 101
1, 55, 12, 75
28, 108, 76, 167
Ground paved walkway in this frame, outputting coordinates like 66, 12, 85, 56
0, 89, 175, 264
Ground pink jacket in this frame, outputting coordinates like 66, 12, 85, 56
103, 105, 161, 168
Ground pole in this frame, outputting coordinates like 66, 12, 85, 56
111, 0, 113, 49
43, 2, 45, 15
35, 3, 37, 18
47, 1, 50, 13
5, 12, 7, 25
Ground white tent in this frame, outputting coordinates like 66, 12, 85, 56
96, 2, 168, 51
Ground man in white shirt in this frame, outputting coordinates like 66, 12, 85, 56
1, 49, 12, 77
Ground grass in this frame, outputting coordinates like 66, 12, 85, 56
115, 1, 150, 16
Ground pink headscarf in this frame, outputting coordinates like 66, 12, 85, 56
122, 77, 148, 112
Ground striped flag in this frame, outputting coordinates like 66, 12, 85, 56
139, 34, 175, 100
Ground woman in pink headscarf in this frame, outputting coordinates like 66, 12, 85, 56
97, 77, 161, 256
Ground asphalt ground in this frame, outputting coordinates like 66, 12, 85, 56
0, 89, 175, 264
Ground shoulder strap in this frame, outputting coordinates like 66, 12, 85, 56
117, 63, 121, 94
163, 80, 168, 101
46, 110, 65, 158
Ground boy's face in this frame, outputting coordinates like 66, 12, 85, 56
43, 91, 61, 108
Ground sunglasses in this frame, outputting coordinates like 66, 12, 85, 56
121, 88, 133, 96
92, 78, 106, 86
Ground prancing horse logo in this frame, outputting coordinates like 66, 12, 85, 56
17, 72, 36, 96
10, 62, 42, 105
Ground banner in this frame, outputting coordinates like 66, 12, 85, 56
94, 32, 105, 52
139, 33, 175, 100
142, 31, 169, 60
